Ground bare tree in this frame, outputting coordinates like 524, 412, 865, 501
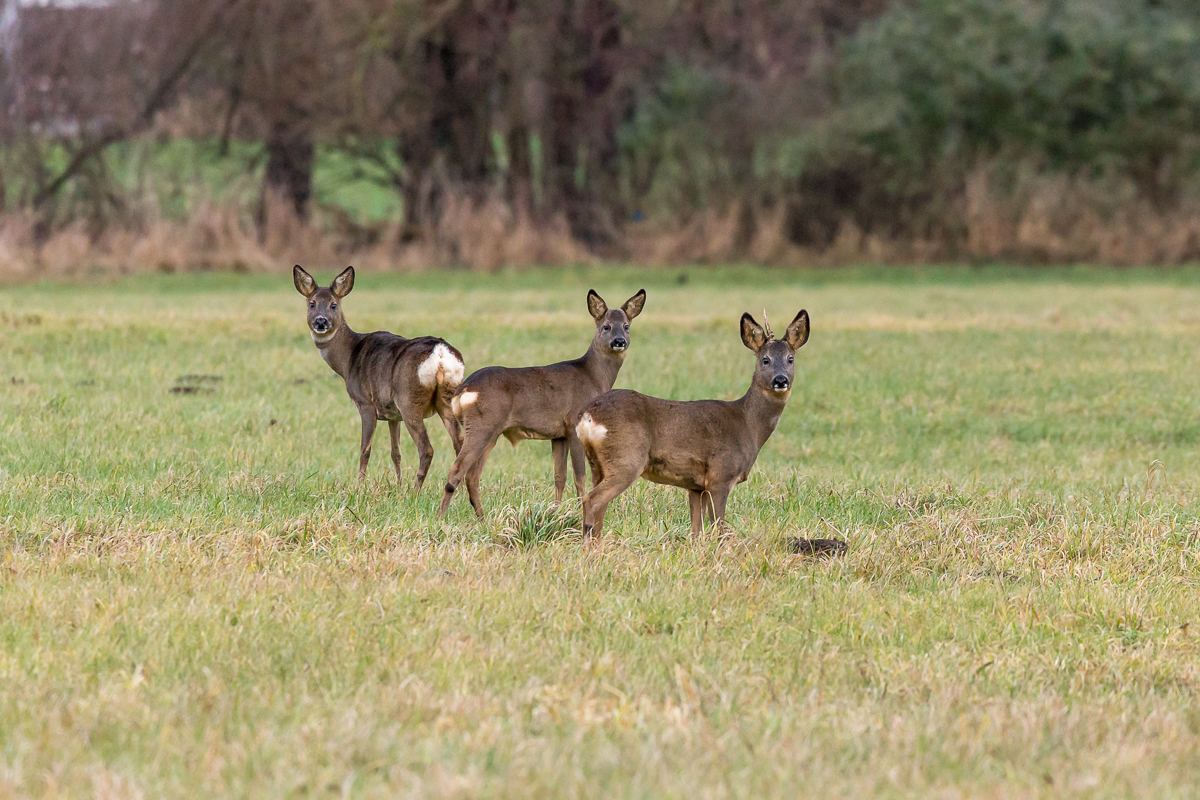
3, 0, 243, 234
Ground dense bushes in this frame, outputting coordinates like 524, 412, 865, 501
782, 0, 1200, 254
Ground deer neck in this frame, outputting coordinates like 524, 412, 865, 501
737, 383, 790, 450
312, 324, 361, 379
580, 342, 625, 390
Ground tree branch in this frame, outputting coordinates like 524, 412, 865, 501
33, 0, 245, 209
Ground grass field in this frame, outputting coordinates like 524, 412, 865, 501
2, 266, 1200, 798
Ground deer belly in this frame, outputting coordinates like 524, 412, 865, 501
502, 427, 555, 445
506, 406, 568, 442
643, 455, 706, 491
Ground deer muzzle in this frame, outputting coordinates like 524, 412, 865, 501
312, 316, 331, 334
611, 338, 627, 351
771, 376, 790, 393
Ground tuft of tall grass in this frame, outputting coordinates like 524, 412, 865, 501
495, 501, 583, 549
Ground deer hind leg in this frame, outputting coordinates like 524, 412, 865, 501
387, 421, 404, 485
581, 458, 644, 538
438, 423, 500, 519
442, 411, 464, 455
403, 416, 435, 494
464, 439, 497, 518
357, 409, 377, 482
435, 392, 464, 455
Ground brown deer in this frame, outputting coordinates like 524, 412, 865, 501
575, 308, 809, 537
437, 289, 647, 519
293, 265, 465, 490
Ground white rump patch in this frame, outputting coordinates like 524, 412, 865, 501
575, 413, 607, 445
452, 391, 479, 418
417, 343, 465, 389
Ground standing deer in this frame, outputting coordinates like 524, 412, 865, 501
575, 308, 809, 537
293, 265, 465, 490
437, 288, 647, 519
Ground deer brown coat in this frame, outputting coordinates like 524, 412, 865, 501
576, 309, 809, 537
437, 289, 646, 518
294, 265, 464, 490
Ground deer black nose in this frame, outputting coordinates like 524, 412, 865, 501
771, 376, 790, 391
611, 338, 627, 350
313, 316, 330, 331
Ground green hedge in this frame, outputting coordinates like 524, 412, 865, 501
819, 0, 1200, 212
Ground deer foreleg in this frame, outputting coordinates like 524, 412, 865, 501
704, 485, 733, 535
551, 438, 569, 503
568, 433, 588, 498
688, 490, 705, 536
357, 410, 377, 482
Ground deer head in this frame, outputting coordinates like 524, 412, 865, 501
294, 265, 354, 344
741, 309, 809, 397
587, 289, 647, 356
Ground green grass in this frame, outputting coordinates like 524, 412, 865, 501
2, 267, 1200, 798
4, 138, 403, 224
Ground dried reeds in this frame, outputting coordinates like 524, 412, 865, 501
4, 166, 1200, 282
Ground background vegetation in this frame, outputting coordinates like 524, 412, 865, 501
2, 269, 1200, 795
5, 0, 1200, 275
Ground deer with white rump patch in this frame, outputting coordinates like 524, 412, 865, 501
293, 265, 465, 490
437, 289, 647, 519
576, 308, 809, 537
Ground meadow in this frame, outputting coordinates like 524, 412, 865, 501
2, 266, 1200, 798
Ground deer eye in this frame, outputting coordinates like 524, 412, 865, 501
788, 356, 794, 364
761, 356, 770, 365
603, 324, 611, 331
330, 303, 337, 310
623, 324, 629, 331
309, 301, 315, 308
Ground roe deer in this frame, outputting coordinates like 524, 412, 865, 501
437, 288, 647, 519
293, 265, 465, 490
576, 308, 809, 537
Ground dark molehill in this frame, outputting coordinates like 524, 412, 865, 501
171, 374, 222, 395
788, 538, 848, 557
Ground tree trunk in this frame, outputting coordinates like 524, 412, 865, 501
262, 123, 315, 219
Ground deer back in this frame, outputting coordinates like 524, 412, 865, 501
453, 289, 646, 437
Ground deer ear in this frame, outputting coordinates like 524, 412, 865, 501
587, 290, 608, 321
294, 265, 317, 297
740, 312, 768, 352
784, 309, 810, 350
331, 266, 355, 298
621, 289, 646, 320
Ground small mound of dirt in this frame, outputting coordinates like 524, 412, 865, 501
170, 375, 221, 396
787, 537, 848, 557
